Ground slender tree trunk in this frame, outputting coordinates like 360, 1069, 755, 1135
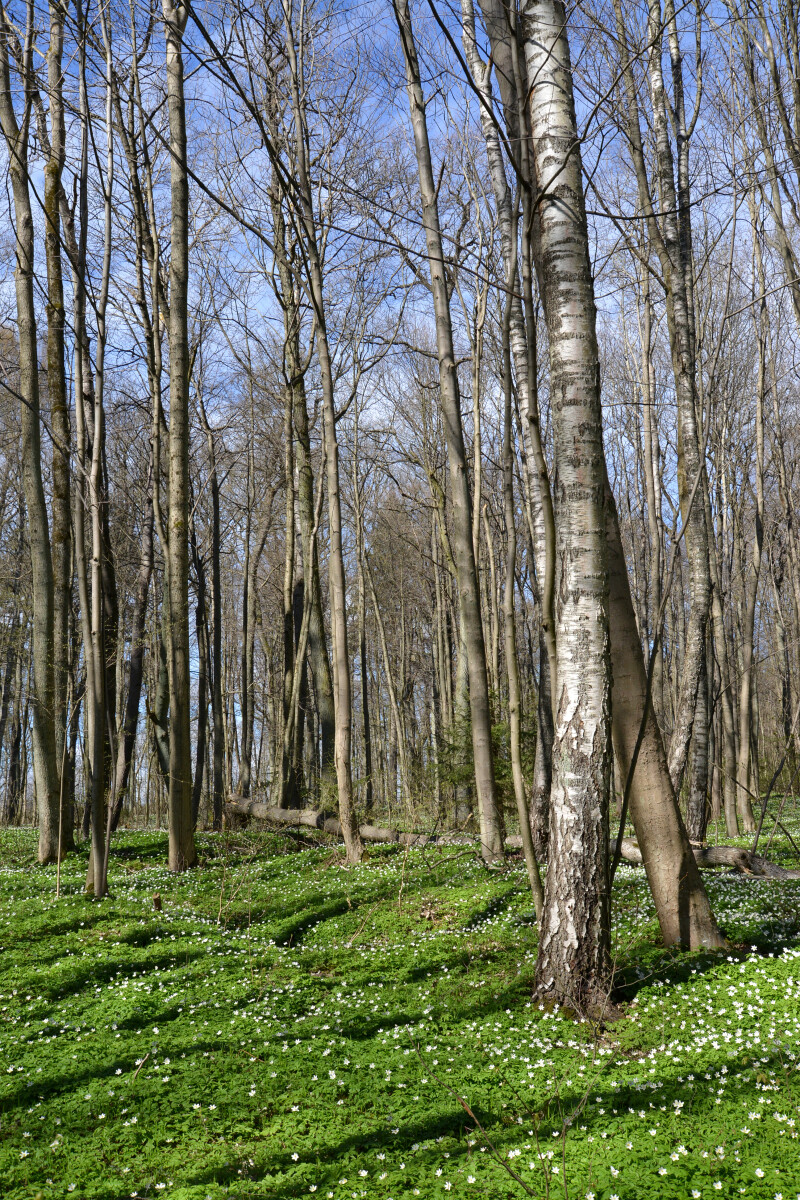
686, 651, 710, 843
190, 513, 209, 827
291, 572, 308, 802
644, 0, 711, 795
639, 278, 664, 719
734, 202, 767, 834
7, 655, 24, 824
0, 635, 16, 768
44, 0, 72, 851
394, 0, 504, 862
150, 616, 171, 787
275, 462, 326, 818
277, 386, 297, 808
482, 507, 501, 702
0, 6, 61, 862
501, 249, 543, 917
281, 6, 362, 862
469, 0, 557, 855
110, 474, 154, 830
84, 5, 116, 898
271, 203, 337, 803
531, 638, 553, 859
162, 0, 196, 869
706, 493, 739, 835
197, 394, 224, 829
351, 440, 375, 820
609, 0, 711, 795
365, 554, 413, 812
357, 552, 374, 819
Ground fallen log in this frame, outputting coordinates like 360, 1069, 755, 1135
616, 837, 800, 880
225, 800, 475, 847
225, 800, 800, 878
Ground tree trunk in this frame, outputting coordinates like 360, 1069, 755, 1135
351, 432, 375, 819
686, 651, 710, 843
196, 393, 225, 829
365, 554, 413, 812
110, 476, 154, 831
280, 11, 362, 862
162, 0, 196, 870
639, 278, 665, 720
83, 6, 116, 898
150, 618, 171, 786
610, 0, 711, 796
605, 478, 725, 948
644, 0, 711, 796
278, 386, 296, 808
521, 0, 613, 1010
0, 635, 16, 770
190, 513, 209, 827
357, 543, 374, 820
469, 0, 557, 858
6, 655, 24, 825
734, 198, 768, 834
274, 251, 337, 804
0, 11, 61, 862
394, 0, 504, 862
44, 0, 72, 851
501, 249, 543, 918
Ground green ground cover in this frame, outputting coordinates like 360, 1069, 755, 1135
1, 820, 799, 1200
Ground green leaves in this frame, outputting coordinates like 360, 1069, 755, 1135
1, 827, 799, 1199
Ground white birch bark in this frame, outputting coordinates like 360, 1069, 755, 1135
520, 0, 613, 1007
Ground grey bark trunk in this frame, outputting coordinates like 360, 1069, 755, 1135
189, 512, 209, 827
734, 200, 767, 834
645, 0, 712, 796
163, 0, 196, 870
277, 386, 297, 808
0, 10, 61, 862
110, 476, 154, 830
605, 477, 725, 947
501, 255, 544, 918
271, 187, 337, 803
197, 394, 224, 828
394, 0, 504, 862
44, 0, 72, 850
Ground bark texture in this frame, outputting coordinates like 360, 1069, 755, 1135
0, 14, 61, 862
605, 479, 725, 948
521, 0, 613, 1010
163, 0, 196, 871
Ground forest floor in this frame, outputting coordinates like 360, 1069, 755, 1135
1, 812, 800, 1200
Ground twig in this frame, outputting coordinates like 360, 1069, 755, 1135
412, 1042, 538, 1196
776, 821, 800, 860
345, 902, 380, 947
131, 1053, 150, 1083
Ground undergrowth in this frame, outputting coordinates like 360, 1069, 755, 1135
1, 814, 799, 1199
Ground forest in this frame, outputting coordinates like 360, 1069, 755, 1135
1, 0, 800, 1196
